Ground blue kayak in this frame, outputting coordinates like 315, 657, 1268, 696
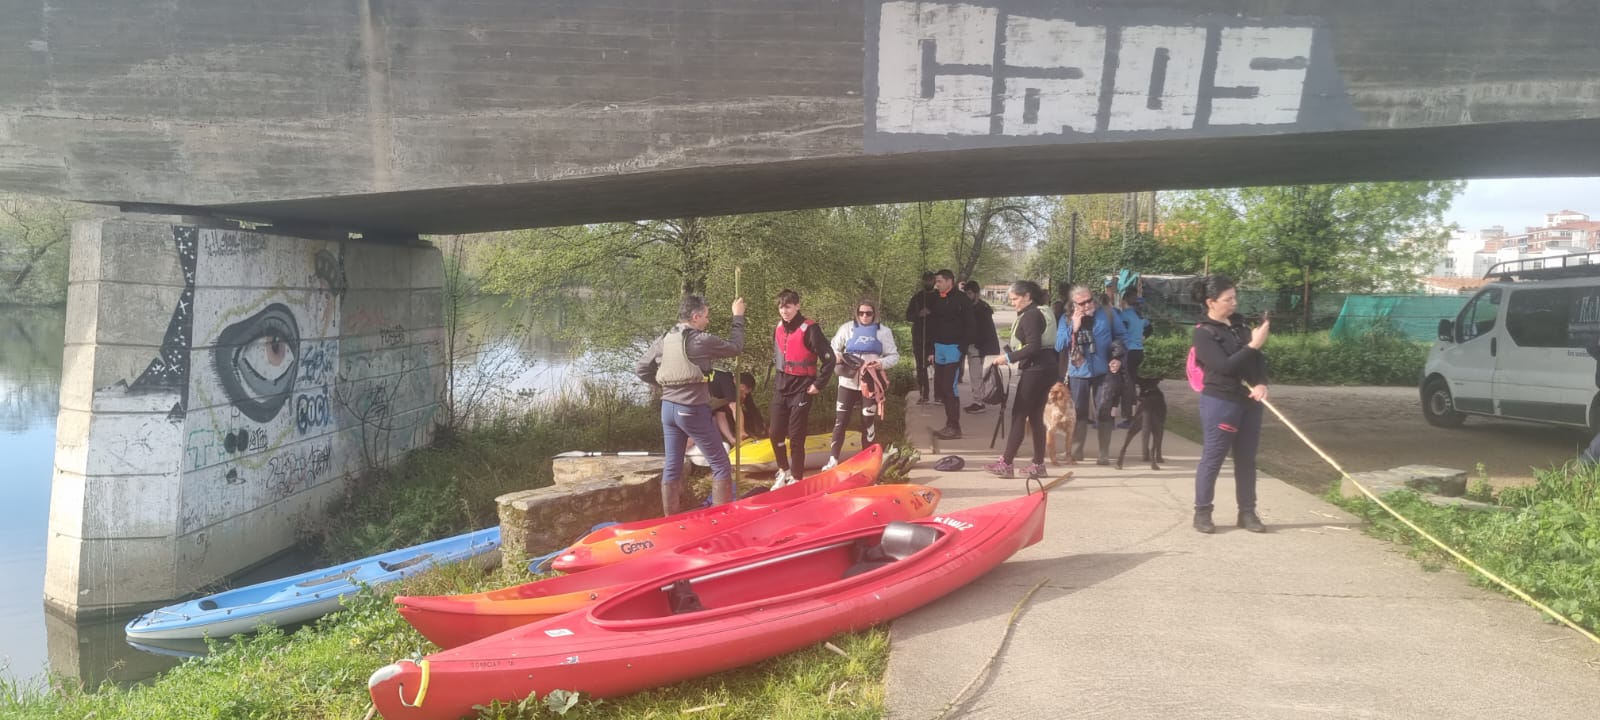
125, 527, 500, 641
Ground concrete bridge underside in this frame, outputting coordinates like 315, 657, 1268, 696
3, 1, 1600, 234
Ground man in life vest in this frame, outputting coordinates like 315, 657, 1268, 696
635, 294, 746, 514
769, 289, 836, 488
824, 299, 900, 470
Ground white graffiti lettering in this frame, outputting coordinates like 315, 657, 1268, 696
872, 1, 1329, 140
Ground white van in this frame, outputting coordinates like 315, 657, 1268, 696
1421, 255, 1600, 432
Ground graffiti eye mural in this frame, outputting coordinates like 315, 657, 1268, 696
212, 303, 302, 423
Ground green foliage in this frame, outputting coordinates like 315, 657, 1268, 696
1139, 328, 1427, 386
0, 194, 91, 306
310, 380, 661, 562
1164, 182, 1463, 331
1028, 193, 1201, 293
1335, 462, 1600, 632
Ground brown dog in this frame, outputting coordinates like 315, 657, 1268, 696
1042, 382, 1076, 465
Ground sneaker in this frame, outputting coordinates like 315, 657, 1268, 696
1116, 420, 1132, 429
1021, 462, 1047, 478
964, 403, 986, 414
933, 426, 962, 440
769, 470, 794, 491
983, 460, 1015, 478
820, 457, 839, 471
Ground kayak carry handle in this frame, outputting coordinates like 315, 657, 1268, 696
398, 659, 431, 708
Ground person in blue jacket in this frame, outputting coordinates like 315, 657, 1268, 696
1056, 284, 1126, 464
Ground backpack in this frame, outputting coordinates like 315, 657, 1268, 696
977, 363, 1008, 406
1186, 323, 1223, 392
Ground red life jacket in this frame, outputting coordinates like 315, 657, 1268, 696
774, 319, 819, 376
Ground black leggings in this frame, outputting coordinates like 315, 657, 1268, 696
1004, 370, 1052, 465
769, 391, 814, 473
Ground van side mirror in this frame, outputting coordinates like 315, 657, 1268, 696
1437, 319, 1454, 342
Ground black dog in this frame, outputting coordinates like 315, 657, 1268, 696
1115, 376, 1166, 470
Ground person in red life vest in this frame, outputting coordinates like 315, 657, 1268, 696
823, 299, 900, 470
769, 289, 836, 488
926, 270, 974, 440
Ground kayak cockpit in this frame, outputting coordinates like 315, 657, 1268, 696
591, 522, 949, 627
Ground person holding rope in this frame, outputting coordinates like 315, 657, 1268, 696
823, 299, 900, 470
1189, 275, 1270, 534
635, 294, 746, 514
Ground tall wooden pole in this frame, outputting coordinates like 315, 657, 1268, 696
732, 266, 743, 491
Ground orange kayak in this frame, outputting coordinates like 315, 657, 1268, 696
395, 481, 938, 648
549, 444, 884, 572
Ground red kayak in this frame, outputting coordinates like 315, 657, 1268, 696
368, 489, 1049, 720
394, 482, 941, 648
550, 444, 884, 572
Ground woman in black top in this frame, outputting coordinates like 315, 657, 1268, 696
1190, 275, 1271, 534
983, 280, 1058, 479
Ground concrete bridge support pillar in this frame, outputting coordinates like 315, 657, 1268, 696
45, 217, 446, 619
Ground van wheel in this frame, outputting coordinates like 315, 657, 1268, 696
1422, 378, 1465, 428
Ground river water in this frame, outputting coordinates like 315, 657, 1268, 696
0, 298, 600, 689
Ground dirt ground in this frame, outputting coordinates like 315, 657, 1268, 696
1160, 384, 1592, 494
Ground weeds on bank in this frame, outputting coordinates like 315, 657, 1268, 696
0, 557, 889, 720
1333, 461, 1600, 632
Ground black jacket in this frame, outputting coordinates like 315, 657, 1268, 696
1192, 313, 1268, 402
905, 288, 936, 343
970, 299, 1002, 356
926, 289, 973, 348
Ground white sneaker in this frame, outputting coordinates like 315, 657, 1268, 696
820, 457, 839, 471
770, 469, 794, 491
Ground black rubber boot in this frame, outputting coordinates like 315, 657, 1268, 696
1238, 510, 1266, 533
1193, 509, 1215, 534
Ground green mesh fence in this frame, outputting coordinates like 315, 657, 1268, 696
1131, 275, 1463, 339
1328, 294, 1469, 342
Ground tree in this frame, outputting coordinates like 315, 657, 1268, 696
1164, 182, 1462, 331
1027, 192, 1200, 295
0, 194, 90, 306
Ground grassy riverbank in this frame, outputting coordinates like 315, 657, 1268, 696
2, 378, 911, 719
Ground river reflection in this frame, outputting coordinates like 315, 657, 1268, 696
0, 298, 611, 690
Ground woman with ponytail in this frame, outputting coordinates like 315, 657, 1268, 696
1189, 275, 1271, 534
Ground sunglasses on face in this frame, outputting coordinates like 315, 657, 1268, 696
857, 310, 875, 316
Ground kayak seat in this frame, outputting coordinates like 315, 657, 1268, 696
841, 523, 940, 578
667, 580, 705, 614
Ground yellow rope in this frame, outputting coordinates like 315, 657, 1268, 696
1251, 386, 1600, 647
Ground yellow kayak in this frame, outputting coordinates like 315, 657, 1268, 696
688, 432, 861, 471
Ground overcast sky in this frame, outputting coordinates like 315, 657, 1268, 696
1445, 177, 1600, 233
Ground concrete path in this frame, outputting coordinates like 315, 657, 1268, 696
885, 393, 1600, 719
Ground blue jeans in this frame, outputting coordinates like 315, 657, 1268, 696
1194, 394, 1264, 512
661, 400, 733, 499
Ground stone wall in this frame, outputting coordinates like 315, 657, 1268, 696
44, 217, 444, 618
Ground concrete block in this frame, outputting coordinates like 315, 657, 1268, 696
68, 219, 105, 284
497, 473, 667, 559
1392, 464, 1468, 497
81, 472, 180, 539
57, 345, 181, 409
98, 221, 185, 288
195, 228, 337, 290
46, 469, 86, 542
85, 412, 183, 477
410, 245, 445, 289
174, 478, 343, 591
62, 281, 99, 345
1424, 496, 1509, 512
552, 455, 664, 486
344, 241, 409, 291
95, 281, 184, 346
50, 536, 179, 617
409, 287, 445, 329
53, 408, 91, 474
342, 288, 414, 337
1340, 470, 1409, 499
190, 286, 339, 350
